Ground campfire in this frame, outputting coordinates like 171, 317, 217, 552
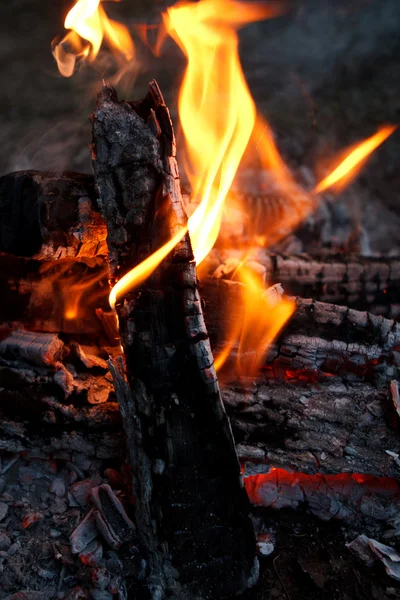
0, 0, 399, 598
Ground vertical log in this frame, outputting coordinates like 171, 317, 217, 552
91, 82, 258, 599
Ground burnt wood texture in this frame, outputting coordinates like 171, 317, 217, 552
91, 81, 258, 599
0, 170, 106, 259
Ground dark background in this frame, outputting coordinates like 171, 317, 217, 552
1, 0, 400, 250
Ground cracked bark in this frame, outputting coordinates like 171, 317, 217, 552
91, 81, 258, 600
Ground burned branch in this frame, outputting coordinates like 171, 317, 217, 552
91, 81, 258, 599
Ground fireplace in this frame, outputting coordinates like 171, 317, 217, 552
0, 0, 400, 598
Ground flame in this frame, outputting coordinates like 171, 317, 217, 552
52, 0, 134, 77
108, 228, 187, 309
214, 264, 295, 378
35, 261, 109, 323
313, 125, 397, 195
50, 0, 396, 385
109, 0, 281, 308
246, 113, 316, 246
165, 0, 282, 265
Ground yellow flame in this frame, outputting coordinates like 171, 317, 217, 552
313, 125, 397, 195
166, 0, 282, 265
108, 227, 188, 309
52, 0, 133, 77
109, 0, 280, 309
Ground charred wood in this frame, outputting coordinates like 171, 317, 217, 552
2, 274, 400, 383
0, 170, 107, 259
226, 378, 400, 478
246, 469, 400, 535
91, 82, 258, 599
206, 250, 400, 319
2, 250, 400, 345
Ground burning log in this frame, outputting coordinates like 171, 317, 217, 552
246, 469, 400, 531
2, 247, 400, 342
0, 170, 107, 260
206, 283, 400, 384
91, 81, 258, 598
206, 250, 400, 318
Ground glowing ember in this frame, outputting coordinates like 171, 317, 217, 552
52, 0, 134, 77
313, 125, 397, 195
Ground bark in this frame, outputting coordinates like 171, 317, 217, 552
91, 82, 258, 600
204, 282, 400, 384
0, 170, 107, 259
227, 378, 400, 478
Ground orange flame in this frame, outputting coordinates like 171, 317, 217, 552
313, 125, 397, 195
214, 264, 295, 378
52, 0, 134, 77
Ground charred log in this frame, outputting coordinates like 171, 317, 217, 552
91, 82, 258, 599
205, 250, 400, 318
0, 170, 107, 260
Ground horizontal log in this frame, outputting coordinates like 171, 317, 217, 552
0, 170, 107, 259
204, 282, 400, 384
203, 250, 400, 319
1, 258, 400, 381
246, 469, 400, 532
1, 334, 399, 478
2, 171, 400, 317
227, 378, 400, 477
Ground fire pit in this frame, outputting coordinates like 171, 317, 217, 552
0, 1, 400, 599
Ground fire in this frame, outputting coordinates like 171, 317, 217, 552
165, 0, 282, 265
109, 0, 282, 308
50, 0, 397, 384
108, 228, 187, 309
52, 0, 134, 77
214, 264, 294, 378
313, 125, 397, 195
36, 261, 109, 324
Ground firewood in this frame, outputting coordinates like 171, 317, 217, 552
0, 170, 107, 260
0, 330, 64, 366
227, 378, 400, 478
1, 345, 398, 479
2, 169, 400, 316
2, 250, 400, 345
207, 250, 400, 318
204, 282, 400, 384
246, 469, 400, 532
91, 82, 258, 599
